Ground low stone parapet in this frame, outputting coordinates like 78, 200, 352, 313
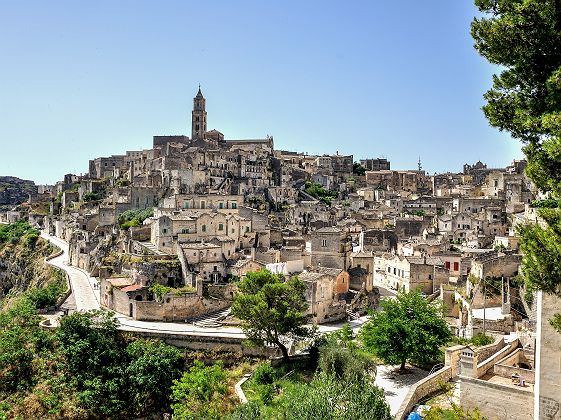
395, 365, 453, 419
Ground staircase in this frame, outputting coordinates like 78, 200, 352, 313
190, 307, 232, 328
346, 308, 360, 320
137, 241, 167, 256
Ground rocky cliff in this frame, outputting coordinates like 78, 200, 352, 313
0, 176, 37, 210
0, 231, 61, 301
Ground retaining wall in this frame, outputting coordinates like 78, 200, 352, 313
460, 376, 533, 420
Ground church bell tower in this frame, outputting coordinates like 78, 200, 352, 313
191, 85, 207, 140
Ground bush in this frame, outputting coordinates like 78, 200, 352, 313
0, 220, 39, 245
252, 362, 276, 385
26, 275, 67, 309
118, 208, 154, 230
83, 192, 101, 202
470, 333, 494, 347
227, 400, 262, 420
170, 360, 228, 419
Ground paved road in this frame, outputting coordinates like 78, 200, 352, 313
41, 232, 101, 312
40, 232, 368, 338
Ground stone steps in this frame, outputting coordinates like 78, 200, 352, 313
138, 241, 167, 256
191, 307, 232, 328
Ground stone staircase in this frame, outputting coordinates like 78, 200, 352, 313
346, 307, 360, 320
191, 307, 232, 328
137, 241, 167, 256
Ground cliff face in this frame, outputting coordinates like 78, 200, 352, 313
0, 237, 59, 300
0, 176, 37, 210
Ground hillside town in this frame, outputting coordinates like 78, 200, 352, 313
1, 88, 559, 419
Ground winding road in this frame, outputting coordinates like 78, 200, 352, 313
40, 232, 365, 338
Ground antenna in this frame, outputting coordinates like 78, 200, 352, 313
418, 156, 422, 171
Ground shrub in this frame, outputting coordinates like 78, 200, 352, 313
118, 208, 154, 230
26, 276, 67, 309
0, 220, 39, 245
252, 362, 276, 385
470, 333, 494, 347
170, 360, 228, 419
83, 192, 101, 202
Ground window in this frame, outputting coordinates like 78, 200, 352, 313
429, 274, 433, 280
454, 262, 459, 271
201, 201, 205, 209
232, 203, 237, 209
182, 228, 189, 234
219, 202, 224, 209
202, 224, 206, 232
163, 228, 167, 234
184, 202, 189, 209
445, 261, 450, 269
245, 227, 250, 233
218, 223, 224, 231
195, 124, 200, 130
321, 239, 327, 247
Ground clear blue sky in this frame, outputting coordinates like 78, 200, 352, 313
0, 1, 523, 184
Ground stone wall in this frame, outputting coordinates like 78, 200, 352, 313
476, 337, 506, 362
535, 292, 561, 420
133, 294, 230, 322
121, 328, 277, 357
493, 348, 534, 383
494, 363, 535, 384
460, 376, 534, 420
395, 366, 453, 419
395, 344, 467, 419
475, 339, 519, 378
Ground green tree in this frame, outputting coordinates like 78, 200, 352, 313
56, 310, 127, 415
170, 360, 228, 420
125, 339, 183, 415
359, 290, 451, 370
231, 270, 312, 361
0, 298, 42, 393
471, 0, 561, 327
353, 162, 366, 176
83, 191, 101, 202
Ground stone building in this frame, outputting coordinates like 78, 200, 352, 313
374, 254, 448, 294
360, 158, 390, 171
299, 269, 348, 324
310, 226, 352, 270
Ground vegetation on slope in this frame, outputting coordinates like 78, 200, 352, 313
228, 327, 391, 420
0, 221, 64, 301
304, 181, 339, 205
117, 207, 154, 229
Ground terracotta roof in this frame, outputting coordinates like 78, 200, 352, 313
121, 284, 145, 293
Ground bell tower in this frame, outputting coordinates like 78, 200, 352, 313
191, 85, 207, 140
